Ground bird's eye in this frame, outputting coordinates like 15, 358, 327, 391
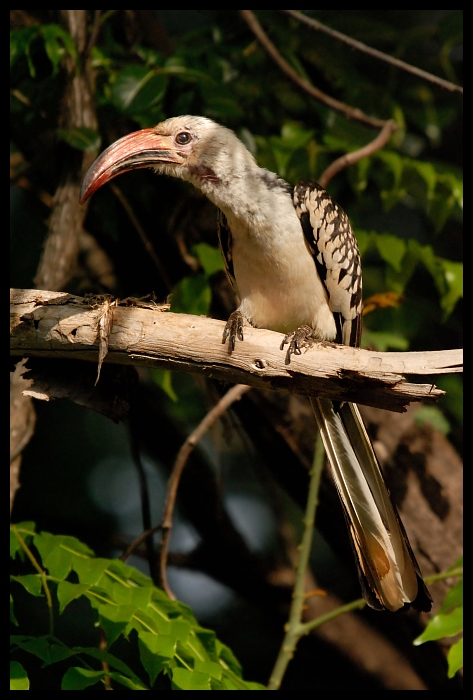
175, 131, 192, 145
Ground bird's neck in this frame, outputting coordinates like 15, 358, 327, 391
193, 165, 293, 231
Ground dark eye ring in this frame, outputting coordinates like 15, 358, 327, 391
176, 131, 191, 145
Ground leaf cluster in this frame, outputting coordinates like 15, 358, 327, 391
10, 522, 265, 690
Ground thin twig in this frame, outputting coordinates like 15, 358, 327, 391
159, 384, 251, 598
282, 10, 463, 95
120, 523, 162, 563
110, 183, 173, 291
297, 565, 464, 637
239, 10, 387, 129
83, 10, 102, 63
98, 627, 112, 690
318, 119, 398, 188
268, 430, 325, 690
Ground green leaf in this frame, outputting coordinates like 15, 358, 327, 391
194, 659, 223, 680
10, 661, 29, 690
10, 522, 36, 558
215, 640, 242, 676
447, 637, 463, 678
413, 406, 450, 435
33, 534, 71, 579
438, 259, 463, 318
373, 233, 406, 272
112, 66, 168, 115
170, 274, 212, 316
11, 574, 43, 597
192, 242, 225, 277
439, 578, 463, 614
138, 633, 177, 685
40, 24, 77, 74
107, 671, 149, 690
97, 603, 138, 646
49, 643, 75, 664
10, 595, 18, 626
172, 667, 212, 690
168, 618, 192, 644
10, 27, 40, 76
56, 127, 101, 152
34, 531, 95, 580
75, 646, 147, 688
61, 667, 105, 690
71, 555, 109, 585
360, 329, 409, 352
12, 635, 51, 663
414, 606, 463, 644
410, 161, 437, 202
57, 580, 91, 613
151, 369, 178, 402
280, 122, 314, 149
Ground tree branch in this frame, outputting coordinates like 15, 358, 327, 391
239, 10, 389, 129
282, 11, 463, 95
317, 119, 397, 188
160, 384, 251, 599
10, 288, 462, 413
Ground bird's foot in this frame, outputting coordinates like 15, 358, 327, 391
222, 310, 245, 352
280, 325, 315, 365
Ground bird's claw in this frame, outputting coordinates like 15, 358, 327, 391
280, 325, 315, 365
222, 310, 244, 352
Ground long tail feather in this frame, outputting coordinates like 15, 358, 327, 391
310, 398, 432, 612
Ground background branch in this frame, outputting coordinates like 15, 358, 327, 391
282, 10, 463, 94
240, 10, 388, 128
318, 120, 398, 188
159, 384, 251, 598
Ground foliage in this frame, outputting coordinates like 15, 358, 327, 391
10, 522, 265, 690
414, 558, 463, 678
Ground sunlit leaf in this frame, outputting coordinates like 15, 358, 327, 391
171, 667, 212, 690
438, 259, 463, 318
447, 637, 463, 678
192, 242, 225, 277
97, 603, 137, 646
10, 522, 36, 559
11, 574, 42, 597
414, 606, 463, 644
439, 578, 463, 614
138, 633, 176, 686
10, 661, 29, 690
57, 580, 91, 613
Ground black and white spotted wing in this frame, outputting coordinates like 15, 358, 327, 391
293, 181, 363, 348
217, 209, 238, 295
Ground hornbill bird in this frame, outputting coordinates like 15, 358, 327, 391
80, 116, 432, 613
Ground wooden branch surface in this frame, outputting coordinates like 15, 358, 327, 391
10, 289, 462, 413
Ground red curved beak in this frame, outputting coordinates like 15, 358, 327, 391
80, 129, 185, 204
